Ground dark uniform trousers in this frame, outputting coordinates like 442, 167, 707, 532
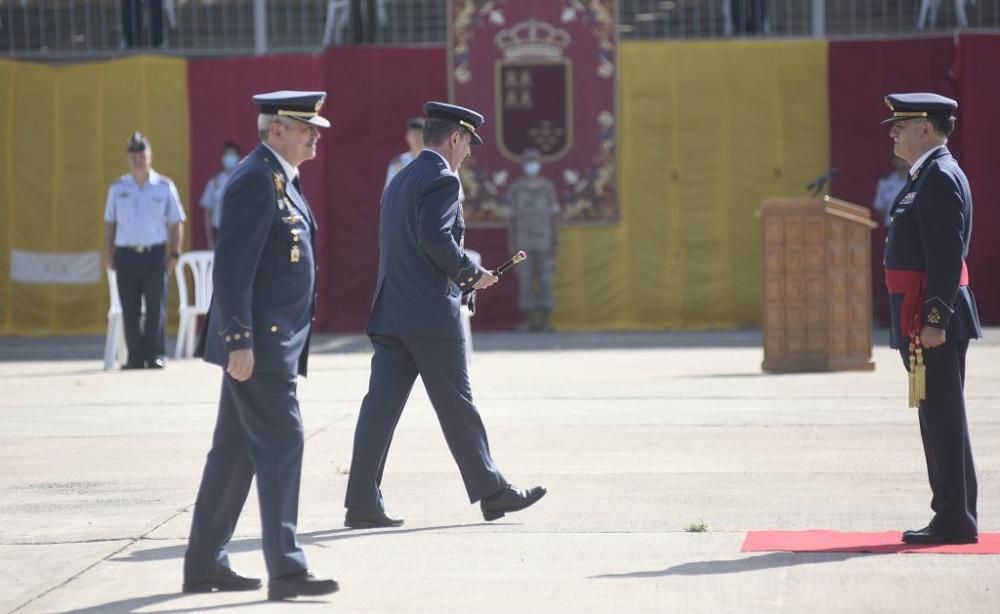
344, 334, 506, 513
114, 244, 167, 365
899, 338, 978, 533
184, 371, 308, 579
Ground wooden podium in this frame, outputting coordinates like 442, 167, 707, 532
759, 196, 878, 372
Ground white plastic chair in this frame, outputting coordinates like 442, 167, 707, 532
462, 249, 481, 363
103, 269, 128, 370
174, 251, 214, 359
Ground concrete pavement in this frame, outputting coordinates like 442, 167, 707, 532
1, 331, 998, 613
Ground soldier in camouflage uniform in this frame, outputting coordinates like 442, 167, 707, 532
502, 149, 560, 332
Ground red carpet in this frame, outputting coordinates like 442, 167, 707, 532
742, 531, 1000, 554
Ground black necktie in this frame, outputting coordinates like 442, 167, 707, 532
292, 176, 303, 193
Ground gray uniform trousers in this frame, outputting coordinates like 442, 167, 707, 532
344, 334, 507, 512
184, 371, 308, 579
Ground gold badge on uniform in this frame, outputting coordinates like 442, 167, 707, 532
290, 244, 301, 263
274, 173, 287, 210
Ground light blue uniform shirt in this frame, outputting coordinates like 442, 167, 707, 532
199, 169, 234, 229
104, 170, 186, 246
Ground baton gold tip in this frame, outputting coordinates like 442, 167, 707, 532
514, 251, 527, 263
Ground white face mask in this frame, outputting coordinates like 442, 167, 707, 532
222, 152, 239, 171
524, 161, 541, 176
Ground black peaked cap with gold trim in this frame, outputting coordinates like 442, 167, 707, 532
424, 101, 484, 145
253, 90, 331, 128
883, 93, 957, 124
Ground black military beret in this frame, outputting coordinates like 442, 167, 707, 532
424, 101, 484, 145
883, 93, 957, 124
253, 90, 331, 128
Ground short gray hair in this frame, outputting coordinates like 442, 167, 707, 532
257, 113, 294, 140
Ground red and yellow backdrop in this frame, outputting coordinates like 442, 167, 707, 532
1, 35, 998, 335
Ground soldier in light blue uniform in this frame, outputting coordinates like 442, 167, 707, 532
199, 141, 241, 248
102, 132, 186, 369
383, 117, 425, 191
343, 101, 547, 530
184, 91, 338, 602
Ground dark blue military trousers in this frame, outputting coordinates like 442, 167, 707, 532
344, 335, 507, 512
900, 338, 978, 534
184, 371, 308, 579
114, 245, 167, 367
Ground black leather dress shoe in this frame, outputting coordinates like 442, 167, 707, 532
146, 357, 166, 369
345, 509, 404, 529
902, 527, 978, 545
182, 567, 261, 593
481, 484, 547, 521
268, 570, 339, 601
121, 362, 144, 370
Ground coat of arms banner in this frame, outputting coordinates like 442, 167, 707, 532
448, 0, 619, 227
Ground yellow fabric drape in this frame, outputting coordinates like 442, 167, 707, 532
0, 56, 189, 335
554, 40, 830, 330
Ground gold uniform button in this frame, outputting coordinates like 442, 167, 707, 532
225, 335, 232, 342
270, 325, 278, 332
468, 277, 474, 282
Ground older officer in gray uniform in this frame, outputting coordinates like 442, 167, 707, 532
103, 132, 185, 369
184, 92, 338, 601
343, 101, 547, 529
502, 148, 560, 332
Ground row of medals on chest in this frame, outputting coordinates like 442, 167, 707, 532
275, 173, 303, 263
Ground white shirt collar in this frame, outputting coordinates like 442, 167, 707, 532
909, 145, 945, 178
127, 170, 162, 186
423, 148, 452, 173
263, 143, 299, 182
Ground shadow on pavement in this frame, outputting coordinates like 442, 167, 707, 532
57, 594, 326, 614
591, 551, 869, 578
113, 523, 503, 563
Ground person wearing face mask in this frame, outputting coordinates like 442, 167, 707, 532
383, 117, 425, 192
200, 141, 242, 248
342, 101, 547, 530
501, 148, 561, 332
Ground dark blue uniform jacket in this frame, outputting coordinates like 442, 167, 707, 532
884, 146, 981, 349
197, 144, 318, 376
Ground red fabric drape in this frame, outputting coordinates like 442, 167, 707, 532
953, 34, 1000, 324
188, 47, 519, 333
828, 38, 974, 325
320, 47, 518, 331
186, 54, 330, 325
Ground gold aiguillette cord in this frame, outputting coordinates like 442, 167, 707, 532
908, 334, 926, 409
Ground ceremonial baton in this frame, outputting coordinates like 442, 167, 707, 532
493, 250, 527, 277
462, 251, 526, 295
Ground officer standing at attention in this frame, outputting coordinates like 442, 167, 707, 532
343, 101, 547, 529
882, 93, 982, 544
383, 117, 425, 191
103, 132, 185, 370
184, 91, 338, 601
502, 148, 561, 332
